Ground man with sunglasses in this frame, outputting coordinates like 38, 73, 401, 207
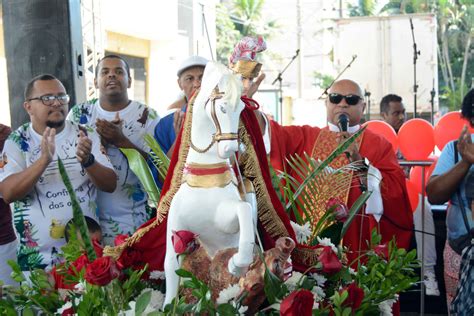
0, 74, 116, 274
269, 79, 413, 265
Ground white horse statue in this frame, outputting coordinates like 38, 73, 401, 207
164, 62, 256, 306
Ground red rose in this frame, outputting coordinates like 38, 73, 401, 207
374, 243, 389, 259
92, 238, 104, 257
280, 289, 314, 316
70, 254, 90, 275
117, 248, 142, 270
171, 230, 199, 255
326, 198, 349, 222
341, 282, 364, 310
318, 246, 342, 274
85, 256, 120, 286
114, 234, 129, 246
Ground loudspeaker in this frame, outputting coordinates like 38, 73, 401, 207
2, 0, 86, 129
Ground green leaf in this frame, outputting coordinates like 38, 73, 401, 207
175, 268, 194, 278
341, 190, 371, 238
22, 308, 34, 316
120, 148, 161, 208
217, 303, 238, 315
58, 158, 96, 261
264, 269, 283, 304
135, 290, 152, 316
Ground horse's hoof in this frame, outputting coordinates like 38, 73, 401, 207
228, 254, 251, 277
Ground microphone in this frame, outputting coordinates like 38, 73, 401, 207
338, 113, 349, 132
338, 114, 351, 159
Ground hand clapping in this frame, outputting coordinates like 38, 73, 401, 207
96, 112, 127, 147
76, 130, 92, 164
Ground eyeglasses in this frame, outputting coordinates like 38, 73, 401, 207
27, 94, 70, 106
328, 93, 362, 106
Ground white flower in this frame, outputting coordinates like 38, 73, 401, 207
378, 295, 399, 316
290, 221, 311, 244
310, 273, 327, 287
348, 268, 356, 275
149, 270, 166, 280
311, 285, 326, 301
56, 301, 72, 314
312, 301, 320, 310
316, 236, 338, 253
284, 271, 304, 291
216, 284, 241, 305
139, 288, 165, 312
73, 281, 86, 294
237, 305, 248, 314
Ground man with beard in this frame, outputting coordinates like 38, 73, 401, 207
0, 74, 115, 273
380, 94, 406, 133
68, 55, 160, 244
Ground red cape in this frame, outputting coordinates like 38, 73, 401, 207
117, 105, 299, 271
270, 121, 414, 264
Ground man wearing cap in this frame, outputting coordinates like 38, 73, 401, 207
68, 55, 160, 244
154, 55, 208, 158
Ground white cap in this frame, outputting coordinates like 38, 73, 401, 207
177, 56, 209, 77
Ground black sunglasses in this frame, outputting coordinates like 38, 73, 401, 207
328, 93, 362, 106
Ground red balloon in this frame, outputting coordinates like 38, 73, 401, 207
426, 155, 439, 179
363, 120, 398, 153
434, 112, 472, 151
405, 179, 420, 213
408, 155, 438, 195
398, 119, 435, 160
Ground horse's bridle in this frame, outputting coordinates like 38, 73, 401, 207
190, 88, 240, 154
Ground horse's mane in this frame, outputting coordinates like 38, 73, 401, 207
195, 62, 243, 112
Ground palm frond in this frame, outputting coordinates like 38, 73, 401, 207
144, 134, 170, 181
58, 158, 96, 261
120, 148, 161, 208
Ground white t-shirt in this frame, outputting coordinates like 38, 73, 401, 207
67, 99, 160, 242
0, 121, 111, 271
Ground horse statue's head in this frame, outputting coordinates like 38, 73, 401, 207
192, 62, 244, 159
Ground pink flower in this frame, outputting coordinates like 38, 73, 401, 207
171, 230, 199, 255
318, 246, 342, 274
326, 198, 348, 222
374, 243, 390, 259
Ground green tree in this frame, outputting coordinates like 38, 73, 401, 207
348, 0, 378, 16
216, 0, 279, 64
380, 0, 474, 110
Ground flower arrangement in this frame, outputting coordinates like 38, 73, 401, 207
0, 135, 419, 315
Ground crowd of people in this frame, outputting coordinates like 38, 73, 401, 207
0, 36, 472, 313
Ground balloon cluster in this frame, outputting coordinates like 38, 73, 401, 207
363, 112, 473, 212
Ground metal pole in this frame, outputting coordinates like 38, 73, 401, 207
399, 160, 433, 316
296, 0, 303, 99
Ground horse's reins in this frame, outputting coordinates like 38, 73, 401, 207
189, 89, 260, 154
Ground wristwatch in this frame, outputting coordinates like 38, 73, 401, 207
81, 154, 95, 169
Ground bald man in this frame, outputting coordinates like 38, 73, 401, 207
269, 79, 413, 264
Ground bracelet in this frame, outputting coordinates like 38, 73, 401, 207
81, 154, 95, 168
